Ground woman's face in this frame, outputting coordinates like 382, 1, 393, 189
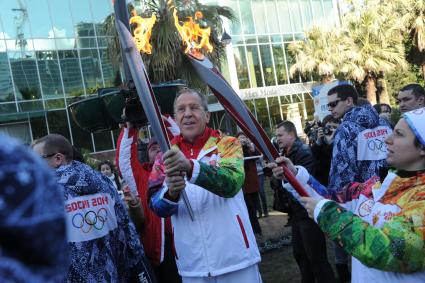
100, 164, 112, 177
385, 119, 425, 171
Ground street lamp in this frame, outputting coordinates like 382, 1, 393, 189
221, 29, 232, 45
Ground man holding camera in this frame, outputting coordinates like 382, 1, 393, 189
310, 115, 340, 186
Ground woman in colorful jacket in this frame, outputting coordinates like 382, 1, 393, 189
270, 108, 425, 283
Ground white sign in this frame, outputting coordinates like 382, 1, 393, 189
357, 126, 391, 161
312, 81, 353, 122
65, 193, 118, 243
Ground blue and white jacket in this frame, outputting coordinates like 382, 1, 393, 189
328, 104, 392, 192
56, 161, 153, 283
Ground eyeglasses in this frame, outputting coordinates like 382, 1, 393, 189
41, 153, 57, 159
327, 99, 342, 109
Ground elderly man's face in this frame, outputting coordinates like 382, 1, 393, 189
174, 92, 210, 143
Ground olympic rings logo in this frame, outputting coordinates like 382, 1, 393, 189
367, 139, 387, 153
72, 208, 108, 233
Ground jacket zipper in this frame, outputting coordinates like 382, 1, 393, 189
194, 153, 212, 276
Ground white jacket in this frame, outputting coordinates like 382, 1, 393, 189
152, 144, 261, 277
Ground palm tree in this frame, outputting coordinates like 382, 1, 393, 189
288, 26, 347, 84
340, 2, 407, 104
392, 0, 425, 80
104, 0, 235, 90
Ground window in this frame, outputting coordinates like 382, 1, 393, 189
36, 50, 63, 98
49, 0, 75, 38
267, 96, 282, 128
272, 44, 288, 85
233, 46, 250, 89
30, 115, 48, 140
93, 131, 113, 151
265, 0, 280, 34
259, 45, 276, 86
246, 46, 263, 88
276, 1, 292, 33
252, 1, 268, 34
90, 0, 113, 37
80, 49, 103, 92
289, 1, 303, 32
0, 52, 15, 102
284, 43, 299, 83
255, 98, 271, 133
300, 0, 313, 29
56, 50, 85, 97
70, 115, 93, 151
239, 1, 255, 35
9, 52, 42, 100
99, 49, 120, 87
47, 109, 71, 140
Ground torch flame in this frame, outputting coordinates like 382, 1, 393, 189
173, 9, 213, 58
130, 12, 157, 54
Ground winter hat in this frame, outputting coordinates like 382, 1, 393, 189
404, 107, 425, 146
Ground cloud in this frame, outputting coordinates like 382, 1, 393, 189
1, 27, 75, 52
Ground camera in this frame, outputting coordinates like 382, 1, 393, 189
304, 120, 322, 142
324, 125, 333, 136
120, 84, 148, 125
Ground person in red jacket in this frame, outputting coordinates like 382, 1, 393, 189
116, 120, 181, 283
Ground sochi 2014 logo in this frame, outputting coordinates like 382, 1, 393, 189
72, 208, 108, 233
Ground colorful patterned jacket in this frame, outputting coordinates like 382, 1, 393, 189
295, 166, 425, 283
148, 128, 261, 277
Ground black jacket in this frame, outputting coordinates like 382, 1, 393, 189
285, 139, 316, 219
311, 142, 333, 186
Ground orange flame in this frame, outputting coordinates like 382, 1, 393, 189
173, 9, 213, 57
130, 12, 157, 54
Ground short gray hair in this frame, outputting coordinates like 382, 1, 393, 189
174, 88, 209, 112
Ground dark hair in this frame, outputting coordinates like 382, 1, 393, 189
328, 84, 359, 105
32, 134, 73, 161
400, 84, 425, 99
322, 115, 340, 126
98, 160, 115, 172
276, 120, 297, 136
373, 103, 392, 114
98, 160, 121, 190
174, 88, 209, 112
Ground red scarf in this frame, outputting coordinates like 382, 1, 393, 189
172, 127, 220, 158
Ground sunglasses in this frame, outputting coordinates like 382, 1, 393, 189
327, 99, 343, 109
41, 153, 57, 159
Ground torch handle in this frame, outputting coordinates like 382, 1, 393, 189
278, 163, 309, 197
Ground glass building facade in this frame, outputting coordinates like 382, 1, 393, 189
209, 0, 339, 136
0, 0, 339, 152
0, 0, 121, 152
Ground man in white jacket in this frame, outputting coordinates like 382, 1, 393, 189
148, 88, 262, 283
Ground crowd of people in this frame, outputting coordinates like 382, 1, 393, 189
0, 83, 424, 283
